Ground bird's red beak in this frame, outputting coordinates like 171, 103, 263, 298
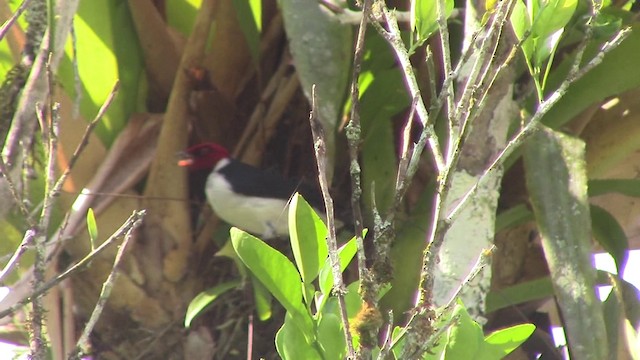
177, 151, 195, 167
177, 158, 194, 167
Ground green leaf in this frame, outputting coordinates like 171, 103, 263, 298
232, 0, 261, 63
541, 25, 640, 130
185, 280, 240, 327
412, 0, 454, 44
486, 277, 554, 313
280, 0, 352, 165
443, 303, 484, 360
86, 208, 98, 250
288, 193, 328, 285
589, 179, 640, 197
276, 313, 322, 360
317, 313, 346, 359
361, 69, 407, 217
230, 228, 313, 335
524, 127, 608, 360
510, 0, 534, 62
252, 276, 273, 321
58, 0, 145, 145
530, 0, 578, 41
166, 0, 201, 36
478, 324, 536, 359
317, 238, 357, 312
590, 204, 629, 273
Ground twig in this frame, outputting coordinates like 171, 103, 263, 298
68, 213, 138, 359
0, 228, 36, 284
3, 0, 81, 166
391, 95, 418, 213
30, 54, 60, 358
376, 310, 394, 360
0, 210, 146, 320
446, 27, 630, 224
344, 0, 371, 301
309, 85, 354, 358
444, 246, 495, 309
52, 81, 119, 196
435, 0, 456, 160
0, 0, 32, 42
370, 7, 445, 172
0, 82, 118, 288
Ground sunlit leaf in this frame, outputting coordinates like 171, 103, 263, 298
288, 193, 328, 285
86, 208, 98, 250
185, 280, 240, 327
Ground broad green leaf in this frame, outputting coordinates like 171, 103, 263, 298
344, 281, 363, 319
604, 274, 640, 357
59, 0, 145, 145
280, 0, 352, 167
317, 238, 357, 312
589, 179, 640, 197
611, 275, 640, 331
317, 313, 346, 359
531, 0, 578, 41
166, 0, 201, 35
443, 303, 484, 360
590, 204, 629, 273
478, 324, 536, 359
603, 276, 623, 358
391, 326, 406, 359
510, 0, 534, 62
361, 69, 407, 218
288, 193, 328, 285
232, 0, 261, 63
185, 280, 240, 327
230, 228, 313, 335
86, 208, 98, 250
486, 277, 554, 313
524, 127, 608, 360
276, 313, 322, 360
252, 276, 273, 321
541, 25, 640, 130
412, 0, 454, 44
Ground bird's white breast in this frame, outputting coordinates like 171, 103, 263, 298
206, 159, 291, 239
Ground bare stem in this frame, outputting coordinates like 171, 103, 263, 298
309, 85, 355, 358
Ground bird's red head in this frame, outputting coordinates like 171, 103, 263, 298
178, 143, 230, 171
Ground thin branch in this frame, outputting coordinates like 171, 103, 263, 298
446, 27, 630, 224
309, 85, 354, 358
68, 215, 137, 359
435, 0, 456, 160
0, 210, 146, 320
0, 228, 36, 284
0, 0, 32, 42
0, 82, 118, 287
344, 0, 372, 301
370, 6, 445, 172
444, 246, 495, 309
52, 81, 119, 195
30, 53, 60, 358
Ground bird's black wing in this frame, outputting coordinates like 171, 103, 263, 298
218, 161, 325, 210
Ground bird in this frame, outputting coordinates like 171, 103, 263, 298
178, 143, 327, 239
